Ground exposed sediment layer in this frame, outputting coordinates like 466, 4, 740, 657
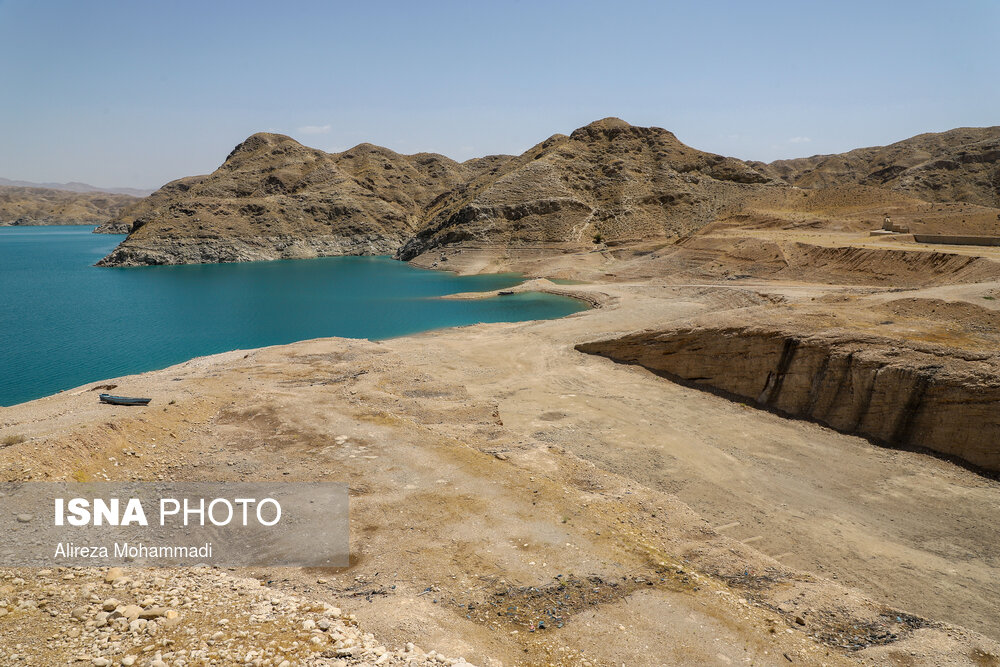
578, 326, 1000, 472
95, 232, 398, 266
641, 237, 1000, 286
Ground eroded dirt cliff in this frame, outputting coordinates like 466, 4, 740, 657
578, 326, 1000, 472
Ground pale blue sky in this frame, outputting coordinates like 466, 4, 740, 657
0, 0, 996, 188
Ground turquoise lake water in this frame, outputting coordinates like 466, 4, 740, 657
0, 226, 587, 406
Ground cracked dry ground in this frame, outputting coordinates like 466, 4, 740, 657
2, 277, 1000, 666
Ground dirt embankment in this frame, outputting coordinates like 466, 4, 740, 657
632, 236, 1000, 287
578, 326, 1000, 472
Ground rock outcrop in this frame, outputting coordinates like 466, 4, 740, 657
578, 326, 1000, 473
97, 133, 511, 266
0, 186, 137, 226
759, 126, 1000, 207
396, 118, 775, 260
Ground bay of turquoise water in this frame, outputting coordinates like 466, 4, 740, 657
0, 226, 586, 406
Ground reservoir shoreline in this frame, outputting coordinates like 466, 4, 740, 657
0, 226, 586, 406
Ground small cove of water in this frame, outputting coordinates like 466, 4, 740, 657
0, 226, 587, 406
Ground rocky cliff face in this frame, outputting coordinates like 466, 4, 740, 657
759, 126, 1000, 208
97, 133, 510, 266
578, 326, 1000, 473
0, 186, 136, 226
396, 118, 775, 260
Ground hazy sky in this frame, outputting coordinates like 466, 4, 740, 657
1, 0, 997, 189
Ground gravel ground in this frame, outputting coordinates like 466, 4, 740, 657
0, 566, 474, 666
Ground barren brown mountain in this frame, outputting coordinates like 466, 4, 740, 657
396, 117, 775, 259
97, 119, 778, 266
0, 185, 137, 226
97, 120, 1000, 268
96, 132, 511, 265
759, 126, 1000, 207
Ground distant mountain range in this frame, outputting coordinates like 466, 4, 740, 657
0, 185, 138, 226
0, 177, 155, 198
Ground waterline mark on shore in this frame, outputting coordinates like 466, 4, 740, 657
0, 482, 348, 567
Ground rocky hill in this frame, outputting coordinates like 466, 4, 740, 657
0, 186, 137, 226
396, 118, 775, 260
96, 120, 1000, 267
96, 133, 510, 265
97, 120, 776, 266
759, 126, 1000, 207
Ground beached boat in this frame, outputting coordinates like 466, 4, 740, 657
99, 394, 151, 406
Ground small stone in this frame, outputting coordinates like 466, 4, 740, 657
139, 607, 167, 619
302, 619, 316, 631
104, 567, 124, 583
119, 604, 142, 621
121, 657, 136, 667
92, 658, 111, 666
317, 618, 331, 631
70, 606, 88, 621
102, 598, 119, 612
15, 513, 33, 523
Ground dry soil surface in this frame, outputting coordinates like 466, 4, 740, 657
2, 232, 1000, 666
